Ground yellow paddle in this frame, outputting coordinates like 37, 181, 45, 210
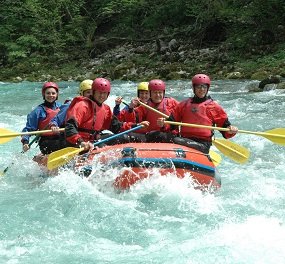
138, 101, 250, 164
164, 121, 285, 146
139, 101, 169, 118
47, 147, 84, 170
212, 138, 249, 164
0, 128, 65, 144
47, 125, 144, 170
209, 150, 222, 166
164, 121, 250, 164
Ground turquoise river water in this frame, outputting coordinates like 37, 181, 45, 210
0, 80, 285, 264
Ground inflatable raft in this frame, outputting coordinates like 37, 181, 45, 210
74, 142, 220, 190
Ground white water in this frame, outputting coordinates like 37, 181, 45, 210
1, 80, 285, 263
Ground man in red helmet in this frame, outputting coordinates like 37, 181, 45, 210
21, 82, 63, 154
122, 79, 179, 142
64, 78, 149, 151
157, 74, 238, 153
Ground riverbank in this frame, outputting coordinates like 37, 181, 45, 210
1, 39, 285, 83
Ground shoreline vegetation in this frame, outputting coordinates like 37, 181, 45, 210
2, 39, 285, 84
1, 1, 285, 83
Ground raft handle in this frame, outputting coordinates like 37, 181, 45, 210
121, 147, 136, 158
174, 148, 186, 158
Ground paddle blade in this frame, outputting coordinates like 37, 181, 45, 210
209, 150, 222, 167
263, 128, 285, 146
0, 128, 18, 144
213, 139, 250, 164
0, 128, 65, 144
0, 136, 16, 144
47, 147, 82, 170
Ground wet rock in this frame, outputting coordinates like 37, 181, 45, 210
263, 83, 278, 91
276, 82, 285, 89
166, 70, 189, 80
226, 72, 242, 79
168, 39, 179, 52
258, 76, 280, 89
15, 76, 23, 82
156, 39, 168, 53
113, 62, 135, 79
246, 82, 261, 92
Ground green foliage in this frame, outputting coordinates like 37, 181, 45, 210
247, 0, 285, 29
17, 35, 41, 51
1, 0, 285, 78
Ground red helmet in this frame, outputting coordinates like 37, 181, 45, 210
42, 82, 59, 97
92, 78, 111, 93
192, 74, 211, 87
148, 79, 166, 91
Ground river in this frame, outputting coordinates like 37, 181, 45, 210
0, 80, 285, 263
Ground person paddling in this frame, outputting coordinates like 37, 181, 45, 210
125, 79, 179, 142
113, 81, 150, 121
157, 74, 238, 153
49, 79, 93, 131
21, 82, 63, 154
64, 78, 149, 152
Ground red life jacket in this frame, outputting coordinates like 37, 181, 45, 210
178, 98, 215, 140
38, 106, 60, 136
136, 97, 178, 133
117, 108, 137, 123
66, 96, 112, 142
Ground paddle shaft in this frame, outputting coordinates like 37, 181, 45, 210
47, 125, 144, 170
139, 101, 169, 118
140, 100, 258, 135
165, 121, 229, 132
93, 125, 144, 146
165, 121, 285, 142
235, 129, 285, 138
140, 101, 235, 134
122, 101, 130, 107
0, 128, 65, 138
1, 135, 40, 175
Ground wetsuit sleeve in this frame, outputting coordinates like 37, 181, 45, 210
109, 114, 141, 134
65, 119, 83, 145
130, 105, 146, 123
21, 105, 45, 144
109, 115, 123, 134
220, 118, 236, 138
118, 107, 136, 122
65, 101, 88, 145
207, 102, 236, 139
159, 97, 180, 132
166, 113, 178, 131
166, 101, 184, 134
113, 105, 120, 116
